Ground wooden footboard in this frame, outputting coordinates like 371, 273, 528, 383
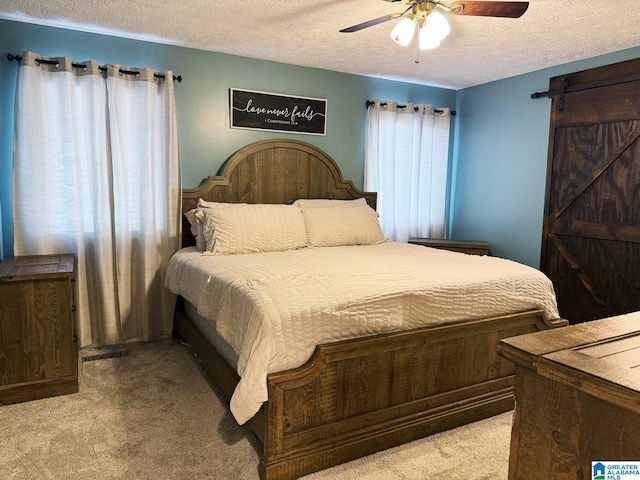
175, 303, 566, 480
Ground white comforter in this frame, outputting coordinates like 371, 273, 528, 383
165, 242, 559, 424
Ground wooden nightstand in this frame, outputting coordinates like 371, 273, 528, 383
408, 238, 491, 256
0, 254, 78, 404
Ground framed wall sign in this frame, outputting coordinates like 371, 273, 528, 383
230, 89, 327, 136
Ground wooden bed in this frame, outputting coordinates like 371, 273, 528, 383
174, 138, 567, 480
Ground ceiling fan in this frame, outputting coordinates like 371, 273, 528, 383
340, 1, 529, 53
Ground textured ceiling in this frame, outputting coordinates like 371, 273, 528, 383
1, 0, 639, 89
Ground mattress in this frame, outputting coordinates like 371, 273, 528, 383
165, 242, 560, 424
183, 299, 239, 369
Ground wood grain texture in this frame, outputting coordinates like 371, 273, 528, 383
541, 58, 640, 323
0, 254, 78, 404
449, 1, 528, 18
408, 237, 491, 255
500, 317, 640, 480
175, 139, 566, 479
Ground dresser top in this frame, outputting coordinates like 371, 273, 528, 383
0, 254, 75, 281
499, 312, 640, 413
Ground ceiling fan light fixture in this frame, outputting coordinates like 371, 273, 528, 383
340, 1, 531, 57
418, 26, 441, 50
389, 14, 417, 46
425, 11, 450, 41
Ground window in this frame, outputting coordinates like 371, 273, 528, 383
12, 52, 181, 347
365, 100, 451, 242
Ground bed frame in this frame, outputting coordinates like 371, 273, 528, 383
175, 138, 567, 479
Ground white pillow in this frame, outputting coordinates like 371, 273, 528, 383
201, 203, 307, 255
298, 202, 385, 247
181, 199, 235, 252
293, 198, 368, 208
184, 208, 206, 251
197, 198, 221, 209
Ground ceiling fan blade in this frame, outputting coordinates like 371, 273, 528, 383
340, 13, 402, 33
447, 1, 529, 18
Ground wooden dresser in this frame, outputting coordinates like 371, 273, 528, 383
0, 254, 78, 405
408, 237, 491, 255
498, 314, 640, 480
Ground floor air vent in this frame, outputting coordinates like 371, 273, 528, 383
82, 350, 132, 362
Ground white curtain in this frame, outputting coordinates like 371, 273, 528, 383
365, 100, 451, 242
13, 51, 181, 347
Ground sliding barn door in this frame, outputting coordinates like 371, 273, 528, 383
540, 58, 640, 323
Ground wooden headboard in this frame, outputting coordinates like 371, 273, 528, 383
181, 139, 377, 247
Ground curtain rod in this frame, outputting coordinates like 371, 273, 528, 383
366, 100, 456, 116
7, 53, 182, 83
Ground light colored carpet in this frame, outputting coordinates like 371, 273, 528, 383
0, 340, 512, 479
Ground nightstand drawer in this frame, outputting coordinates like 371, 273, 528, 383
408, 238, 491, 256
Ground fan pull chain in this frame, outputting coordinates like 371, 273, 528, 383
415, 39, 421, 64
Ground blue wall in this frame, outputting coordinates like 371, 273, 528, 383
452, 46, 640, 267
0, 19, 456, 258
